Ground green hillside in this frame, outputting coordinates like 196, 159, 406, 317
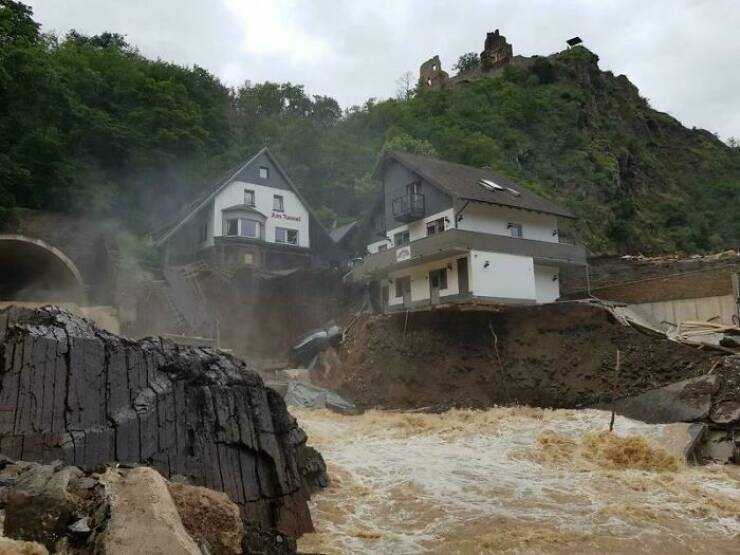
1, 0, 738, 253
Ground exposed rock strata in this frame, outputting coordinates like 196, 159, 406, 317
0, 306, 326, 547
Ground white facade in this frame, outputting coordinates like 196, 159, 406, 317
468, 250, 536, 300
388, 254, 462, 307
209, 180, 310, 249
372, 204, 564, 309
457, 204, 559, 243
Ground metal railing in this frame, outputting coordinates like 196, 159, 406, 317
391, 192, 425, 220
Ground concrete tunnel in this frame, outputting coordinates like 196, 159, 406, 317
0, 234, 84, 303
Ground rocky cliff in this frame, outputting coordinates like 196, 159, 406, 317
0, 306, 326, 549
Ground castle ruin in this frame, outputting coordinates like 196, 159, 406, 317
419, 29, 522, 91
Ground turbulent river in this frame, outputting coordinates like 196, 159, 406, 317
293, 407, 740, 555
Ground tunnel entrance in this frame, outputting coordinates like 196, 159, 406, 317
0, 235, 84, 303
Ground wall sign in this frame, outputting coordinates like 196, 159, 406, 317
396, 246, 411, 262
272, 212, 302, 222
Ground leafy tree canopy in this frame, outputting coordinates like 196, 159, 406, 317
1, 1, 739, 253
453, 52, 480, 73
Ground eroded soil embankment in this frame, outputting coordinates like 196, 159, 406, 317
312, 302, 739, 411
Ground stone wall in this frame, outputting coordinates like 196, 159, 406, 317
561, 253, 740, 304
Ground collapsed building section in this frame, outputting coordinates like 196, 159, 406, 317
0, 306, 327, 547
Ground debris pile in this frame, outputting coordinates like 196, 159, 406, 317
671, 320, 740, 351
0, 306, 327, 552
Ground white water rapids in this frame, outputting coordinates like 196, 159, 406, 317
294, 407, 740, 555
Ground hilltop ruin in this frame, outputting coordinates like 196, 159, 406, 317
419, 29, 531, 90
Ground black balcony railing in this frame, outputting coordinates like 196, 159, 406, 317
391, 192, 425, 222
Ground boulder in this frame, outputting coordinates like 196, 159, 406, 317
0, 537, 48, 555
3, 462, 85, 548
168, 481, 244, 555
710, 400, 740, 425
605, 375, 719, 424
284, 381, 358, 414
95, 467, 200, 555
0, 306, 326, 549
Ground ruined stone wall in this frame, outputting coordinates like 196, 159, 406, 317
418, 29, 520, 91
480, 29, 513, 71
419, 55, 449, 90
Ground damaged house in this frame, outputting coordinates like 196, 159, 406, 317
352, 151, 587, 312
157, 147, 335, 272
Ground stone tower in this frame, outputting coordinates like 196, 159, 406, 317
480, 29, 513, 72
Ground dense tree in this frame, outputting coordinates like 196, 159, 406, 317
453, 52, 480, 73
1, 1, 738, 253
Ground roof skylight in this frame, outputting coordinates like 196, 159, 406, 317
478, 178, 504, 191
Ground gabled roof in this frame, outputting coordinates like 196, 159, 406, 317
377, 150, 575, 219
156, 147, 328, 245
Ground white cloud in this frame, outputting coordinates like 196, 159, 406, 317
222, 0, 329, 62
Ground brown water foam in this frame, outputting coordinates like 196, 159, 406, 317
294, 407, 740, 554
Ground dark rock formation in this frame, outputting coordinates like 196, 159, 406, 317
0, 306, 326, 549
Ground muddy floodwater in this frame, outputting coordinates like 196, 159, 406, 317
294, 407, 740, 555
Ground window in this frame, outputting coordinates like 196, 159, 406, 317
275, 227, 298, 245
239, 219, 261, 239
244, 189, 255, 206
273, 194, 284, 211
395, 276, 411, 298
406, 181, 421, 196
199, 222, 208, 242
225, 219, 238, 236
426, 218, 445, 236
259, 166, 269, 179
439, 268, 448, 289
393, 230, 410, 246
509, 223, 523, 238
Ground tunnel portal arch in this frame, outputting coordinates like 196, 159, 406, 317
0, 234, 84, 303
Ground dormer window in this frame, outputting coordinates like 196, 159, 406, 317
244, 189, 255, 206
259, 166, 269, 179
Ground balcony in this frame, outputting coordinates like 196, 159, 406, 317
352, 229, 588, 282
391, 192, 425, 223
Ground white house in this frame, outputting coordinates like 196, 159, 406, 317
157, 147, 334, 271
352, 150, 587, 312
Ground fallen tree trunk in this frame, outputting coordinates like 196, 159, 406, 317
0, 306, 326, 549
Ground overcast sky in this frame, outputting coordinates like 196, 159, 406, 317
26, 0, 740, 140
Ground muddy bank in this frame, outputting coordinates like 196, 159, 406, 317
0, 306, 326, 551
296, 407, 740, 555
313, 303, 739, 415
